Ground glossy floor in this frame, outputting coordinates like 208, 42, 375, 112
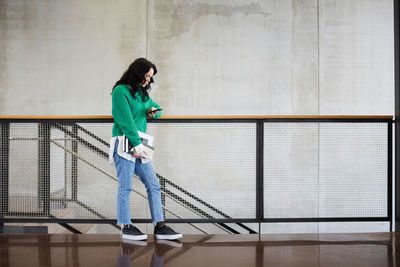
0, 232, 399, 267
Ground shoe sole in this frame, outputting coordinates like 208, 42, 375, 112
155, 233, 183, 240
122, 233, 148, 241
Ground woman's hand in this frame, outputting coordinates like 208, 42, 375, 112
132, 143, 147, 159
133, 149, 148, 159
147, 107, 159, 118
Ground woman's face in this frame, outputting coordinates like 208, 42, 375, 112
141, 68, 154, 87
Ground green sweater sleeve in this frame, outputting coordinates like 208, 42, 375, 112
112, 88, 142, 147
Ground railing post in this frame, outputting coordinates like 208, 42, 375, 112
0, 122, 10, 231
394, 0, 400, 232
256, 120, 264, 232
62, 129, 68, 209
71, 124, 78, 201
38, 123, 51, 216
160, 176, 166, 214
389, 122, 393, 231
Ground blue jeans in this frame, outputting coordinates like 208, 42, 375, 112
114, 139, 164, 224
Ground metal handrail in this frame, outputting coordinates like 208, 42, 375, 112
0, 115, 394, 120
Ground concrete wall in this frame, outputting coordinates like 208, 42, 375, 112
0, 0, 147, 115
0, 0, 394, 116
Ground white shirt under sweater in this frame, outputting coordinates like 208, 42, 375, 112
109, 136, 149, 165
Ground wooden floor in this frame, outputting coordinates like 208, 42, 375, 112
0, 232, 399, 267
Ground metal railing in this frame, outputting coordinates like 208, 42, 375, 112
0, 115, 394, 234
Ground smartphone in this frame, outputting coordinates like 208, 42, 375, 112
146, 108, 163, 115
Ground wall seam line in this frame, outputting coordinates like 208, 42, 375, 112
146, 0, 149, 58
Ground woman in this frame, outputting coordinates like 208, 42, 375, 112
109, 58, 182, 241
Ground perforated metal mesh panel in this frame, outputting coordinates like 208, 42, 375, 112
264, 122, 388, 218
148, 122, 257, 219
264, 122, 319, 218
318, 123, 387, 217
8, 123, 40, 215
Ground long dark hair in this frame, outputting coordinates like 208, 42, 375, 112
112, 58, 157, 101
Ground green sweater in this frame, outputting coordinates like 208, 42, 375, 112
112, 84, 161, 147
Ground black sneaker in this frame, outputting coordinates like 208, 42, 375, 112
154, 225, 182, 240
121, 225, 148, 241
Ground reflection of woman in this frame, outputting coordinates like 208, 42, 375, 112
151, 240, 183, 267
109, 58, 182, 241
117, 239, 182, 267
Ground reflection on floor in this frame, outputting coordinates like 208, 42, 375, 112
0, 232, 399, 267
